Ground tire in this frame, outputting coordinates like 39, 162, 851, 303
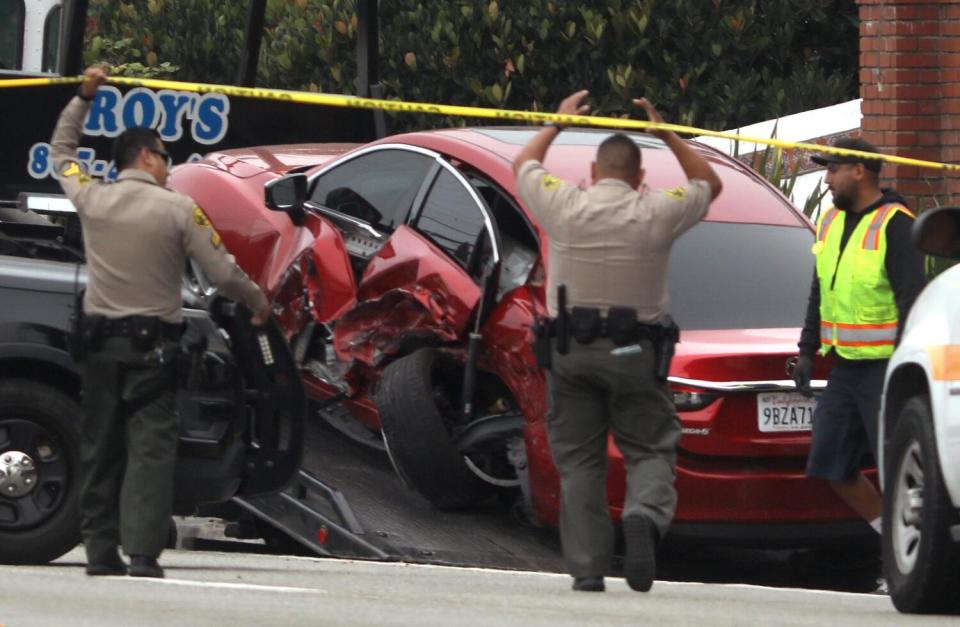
0, 379, 82, 564
883, 396, 960, 614
375, 349, 489, 510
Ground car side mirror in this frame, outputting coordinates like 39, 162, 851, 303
265, 173, 307, 215
912, 206, 960, 259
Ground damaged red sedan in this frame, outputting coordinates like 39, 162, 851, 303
169, 127, 869, 545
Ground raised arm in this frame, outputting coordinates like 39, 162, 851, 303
50, 67, 109, 203
512, 90, 591, 175
634, 98, 722, 200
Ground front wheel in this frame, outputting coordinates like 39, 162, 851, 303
375, 349, 490, 510
883, 396, 960, 614
0, 380, 82, 564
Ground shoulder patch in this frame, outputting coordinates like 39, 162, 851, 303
62, 162, 92, 186
192, 206, 212, 228
192, 205, 222, 248
665, 186, 687, 200
541, 174, 563, 191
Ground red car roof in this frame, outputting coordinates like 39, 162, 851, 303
208, 127, 808, 228
378, 127, 808, 228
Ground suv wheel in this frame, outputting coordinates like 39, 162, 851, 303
883, 396, 960, 614
0, 380, 81, 564
375, 349, 490, 510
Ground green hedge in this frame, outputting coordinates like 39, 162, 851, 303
85, 0, 246, 78
85, 0, 858, 132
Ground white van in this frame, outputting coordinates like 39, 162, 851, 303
880, 206, 960, 614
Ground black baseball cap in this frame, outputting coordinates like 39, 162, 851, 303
810, 137, 883, 173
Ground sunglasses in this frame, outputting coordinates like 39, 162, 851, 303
147, 147, 173, 169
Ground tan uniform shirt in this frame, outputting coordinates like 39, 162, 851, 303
517, 160, 711, 322
51, 96, 268, 324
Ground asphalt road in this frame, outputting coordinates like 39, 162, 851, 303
0, 547, 950, 627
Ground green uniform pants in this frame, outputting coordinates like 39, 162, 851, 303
80, 336, 179, 562
546, 338, 680, 578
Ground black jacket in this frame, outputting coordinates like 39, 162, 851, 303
798, 189, 927, 359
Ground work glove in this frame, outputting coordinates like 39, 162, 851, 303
791, 353, 814, 398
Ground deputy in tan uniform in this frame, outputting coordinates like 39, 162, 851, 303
52, 67, 270, 578
514, 91, 722, 593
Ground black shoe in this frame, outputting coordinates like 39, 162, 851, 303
572, 576, 605, 592
87, 549, 127, 577
128, 555, 164, 579
85, 553, 127, 577
623, 516, 657, 592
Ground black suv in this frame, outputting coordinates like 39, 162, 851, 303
0, 207, 305, 564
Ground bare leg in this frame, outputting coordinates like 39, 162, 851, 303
829, 474, 882, 522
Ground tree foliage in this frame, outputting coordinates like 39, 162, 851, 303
84, 0, 859, 132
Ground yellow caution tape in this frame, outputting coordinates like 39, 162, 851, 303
0, 76, 85, 88
5, 74, 960, 173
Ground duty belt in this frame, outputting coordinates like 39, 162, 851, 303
97, 316, 184, 342
546, 306, 672, 347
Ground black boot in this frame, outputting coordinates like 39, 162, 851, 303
623, 516, 657, 592
85, 550, 127, 576
129, 555, 165, 578
572, 576, 605, 592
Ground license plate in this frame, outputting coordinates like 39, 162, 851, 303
757, 392, 816, 433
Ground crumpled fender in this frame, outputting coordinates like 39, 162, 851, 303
333, 288, 462, 366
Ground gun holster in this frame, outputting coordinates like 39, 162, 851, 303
653, 316, 681, 382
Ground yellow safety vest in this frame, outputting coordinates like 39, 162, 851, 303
813, 203, 914, 359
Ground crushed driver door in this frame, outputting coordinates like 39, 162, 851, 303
331, 153, 502, 366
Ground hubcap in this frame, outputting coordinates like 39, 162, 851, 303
0, 451, 38, 498
892, 440, 924, 574
0, 419, 70, 529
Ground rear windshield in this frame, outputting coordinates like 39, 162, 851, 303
667, 222, 813, 330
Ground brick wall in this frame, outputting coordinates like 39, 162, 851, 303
858, 0, 960, 211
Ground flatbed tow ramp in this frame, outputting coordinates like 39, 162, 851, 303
234, 403, 565, 572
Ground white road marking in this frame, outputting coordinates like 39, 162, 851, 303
272, 554, 889, 600
122, 577, 327, 594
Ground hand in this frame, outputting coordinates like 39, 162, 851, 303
633, 97, 667, 138
790, 354, 814, 398
250, 304, 271, 327
556, 90, 591, 118
80, 66, 109, 99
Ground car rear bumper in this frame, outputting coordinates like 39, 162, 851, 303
665, 520, 876, 549
603, 454, 876, 532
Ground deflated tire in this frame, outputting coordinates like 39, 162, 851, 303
375, 349, 490, 510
